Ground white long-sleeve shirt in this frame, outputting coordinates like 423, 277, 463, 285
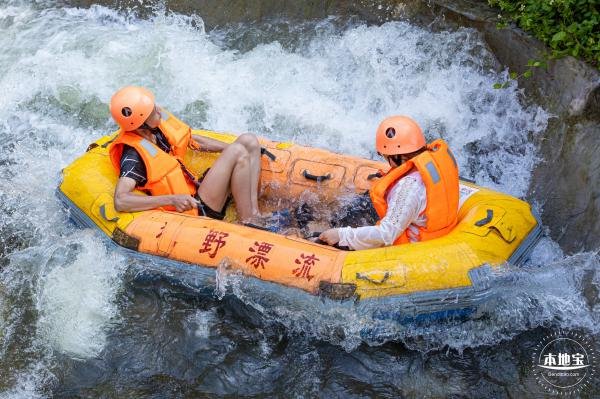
338, 171, 427, 250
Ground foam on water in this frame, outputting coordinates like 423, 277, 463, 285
189, 309, 216, 339
0, 360, 55, 399
2, 4, 547, 195
0, 1, 592, 395
0, 6, 134, 387
0, 232, 126, 397
33, 233, 125, 358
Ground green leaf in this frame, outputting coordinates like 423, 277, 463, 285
490, 0, 599, 66
523, 70, 533, 78
502, 81, 511, 88
510, 71, 518, 79
493, 83, 503, 89
552, 31, 567, 42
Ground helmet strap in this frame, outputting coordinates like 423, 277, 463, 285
389, 154, 403, 166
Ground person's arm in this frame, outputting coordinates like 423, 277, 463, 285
115, 146, 197, 213
113, 177, 197, 213
320, 175, 426, 250
191, 135, 228, 152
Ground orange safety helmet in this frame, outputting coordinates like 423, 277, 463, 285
109, 86, 155, 131
375, 115, 426, 155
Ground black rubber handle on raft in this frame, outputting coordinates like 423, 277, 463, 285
86, 143, 99, 152
367, 171, 383, 180
475, 209, 494, 227
309, 232, 350, 251
356, 271, 391, 285
302, 170, 332, 182
261, 147, 276, 161
99, 204, 119, 222
243, 222, 272, 231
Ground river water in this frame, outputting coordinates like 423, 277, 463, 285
0, 1, 598, 397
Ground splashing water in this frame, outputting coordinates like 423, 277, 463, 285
0, 1, 597, 397
32, 234, 125, 358
213, 240, 599, 351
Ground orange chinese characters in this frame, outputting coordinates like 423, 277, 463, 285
293, 253, 319, 281
246, 241, 274, 269
199, 230, 229, 259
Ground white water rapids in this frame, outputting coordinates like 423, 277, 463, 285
0, 2, 598, 397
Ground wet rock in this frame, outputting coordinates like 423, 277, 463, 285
582, 269, 599, 310
62, 0, 379, 27
531, 119, 600, 253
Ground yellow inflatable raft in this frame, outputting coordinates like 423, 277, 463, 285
57, 130, 542, 321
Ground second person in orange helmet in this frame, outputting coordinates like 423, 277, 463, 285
108, 86, 270, 224
319, 116, 460, 249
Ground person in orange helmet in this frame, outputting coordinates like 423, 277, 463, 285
319, 116, 459, 249
108, 86, 272, 225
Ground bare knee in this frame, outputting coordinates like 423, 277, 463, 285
236, 133, 260, 153
225, 142, 250, 162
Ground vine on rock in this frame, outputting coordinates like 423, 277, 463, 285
488, 0, 599, 68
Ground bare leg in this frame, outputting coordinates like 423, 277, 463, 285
234, 133, 262, 209
197, 142, 258, 221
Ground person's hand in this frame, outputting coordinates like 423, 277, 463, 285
319, 229, 340, 246
170, 195, 198, 212
406, 226, 420, 242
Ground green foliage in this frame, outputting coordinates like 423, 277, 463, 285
488, 0, 600, 68
493, 58, 546, 89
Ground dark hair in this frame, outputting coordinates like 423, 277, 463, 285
389, 146, 427, 165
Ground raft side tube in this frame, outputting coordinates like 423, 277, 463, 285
57, 131, 544, 309
362, 264, 495, 321
508, 209, 543, 266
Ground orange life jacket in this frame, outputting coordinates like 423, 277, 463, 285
109, 111, 199, 215
369, 139, 459, 245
